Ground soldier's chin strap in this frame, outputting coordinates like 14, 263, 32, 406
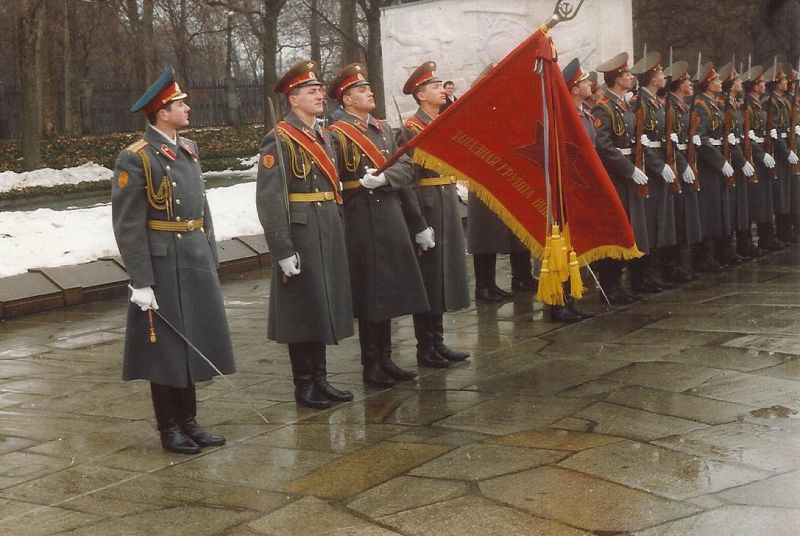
151, 308, 270, 425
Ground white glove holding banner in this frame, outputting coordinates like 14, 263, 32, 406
692, 134, 702, 146
632, 167, 649, 185
749, 129, 757, 140
640, 134, 650, 147
770, 128, 779, 140
130, 285, 159, 311
789, 151, 799, 165
415, 227, 435, 250
742, 161, 755, 177
661, 165, 676, 183
727, 133, 737, 145
670, 133, 679, 143
360, 168, 388, 189
278, 253, 301, 277
764, 153, 776, 169
682, 167, 695, 184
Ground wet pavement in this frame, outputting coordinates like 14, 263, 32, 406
1, 248, 800, 535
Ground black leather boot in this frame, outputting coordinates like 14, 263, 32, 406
414, 313, 450, 368
510, 251, 536, 291
361, 321, 396, 387
289, 343, 332, 409
151, 382, 201, 454
474, 254, 508, 301
660, 245, 691, 282
736, 230, 765, 258
758, 222, 785, 250
311, 343, 353, 402
717, 235, 744, 265
630, 256, 663, 293
178, 383, 225, 447
776, 214, 794, 243
376, 321, 416, 381
693, 239, 725, 273
432, 314, 470, 362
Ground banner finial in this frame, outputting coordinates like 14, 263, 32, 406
545, 0, 585, 29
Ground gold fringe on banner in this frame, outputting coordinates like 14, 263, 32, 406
410, 147, 643, 304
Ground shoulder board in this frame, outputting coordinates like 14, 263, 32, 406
596, 96, 609, 105
126, 139, 148, 153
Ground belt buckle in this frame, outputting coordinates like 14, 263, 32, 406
186, 220, 196, 231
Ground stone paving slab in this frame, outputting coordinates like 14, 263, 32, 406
0, 254, 799, 534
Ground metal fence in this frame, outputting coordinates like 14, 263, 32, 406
0, 79, 267, 140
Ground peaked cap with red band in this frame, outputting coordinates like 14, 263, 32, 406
130, 65, 187, 114
275, 60, 322, 95
595, 52, 629, 76
562, 57, 589, 90
631, 52, 662, 78
695, 62, 717, 85
403, 61, 440, 95
664, 61, 689, 81
328, 63, 370, 100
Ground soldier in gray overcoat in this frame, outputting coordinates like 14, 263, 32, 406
692, 62, 736, 272
717, 64, 751, 264
399, 61, 471, 368
256, 60, 355, 410
743, 66, 781, 251
786, 64, 800, 243
630, 52, 677, 293
764, 64, 798, 243
592, 53, 649, 304
327, 63, 431, 387
662, 61, 704, 281
112, 66, 234, 455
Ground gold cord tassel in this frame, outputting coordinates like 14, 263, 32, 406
568, 251, 584, 299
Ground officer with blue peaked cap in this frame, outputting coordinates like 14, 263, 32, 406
111, 65, 236, 455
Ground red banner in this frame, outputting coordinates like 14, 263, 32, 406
402, 28, 641, 302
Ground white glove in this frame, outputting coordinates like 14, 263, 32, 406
727, 133, 737, 145
692, 134, 702, 146
795, 125, 800, 136
748, 130, 757, 141
789, 151, 799, 165
661, 164, 676, 183
631, 167, 648, 185
742, 161, 755, 177
278, 253, 301, 277
129, 285, 159, 311
415, 227, 435, 250
721, 161, 734, 177
764, 153, 776, 169
640, 134, 650, 147
359, 168, 388, 189
770, 128, 778, 140
682, 167, 695, 184
670, 133, 679, 143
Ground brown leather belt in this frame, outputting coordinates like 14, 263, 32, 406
147, 218, 204, 232
419, 176, 457, 187
288, 191, 336, 202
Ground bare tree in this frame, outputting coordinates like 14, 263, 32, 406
63, 0, 80, 136
14, 0, 45, 169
